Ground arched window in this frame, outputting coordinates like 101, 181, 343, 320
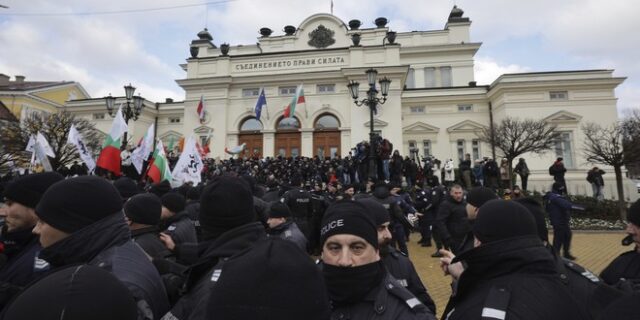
277, 117, 300, 130
240, 117, 263, 132
314, 114, 340, 129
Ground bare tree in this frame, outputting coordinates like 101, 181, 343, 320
0, 111, 101, 172
477, 117, 560, 188
582, 121, 639, 220
621, 109, 640, 178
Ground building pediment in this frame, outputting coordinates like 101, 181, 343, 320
193, 125, 214, 134
403, 122, 440, 134
447, 120, 487, 133
159, 130, 183, 140
364, 119, 388, 128
544, 110, 582, 123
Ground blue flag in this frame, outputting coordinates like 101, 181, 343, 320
254, 88, 267, 120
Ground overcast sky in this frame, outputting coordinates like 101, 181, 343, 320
1, 0, 638, 115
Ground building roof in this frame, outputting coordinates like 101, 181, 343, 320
0, 100, 17, 122
0, 80, 75, 91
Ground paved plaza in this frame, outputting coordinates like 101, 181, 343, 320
409, 231, 630, 316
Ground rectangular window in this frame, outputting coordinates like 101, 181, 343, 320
92, 113, 105, 120
424, 67, 436, 88
555, 132, 574, 168
242, 88, 260, 97
457, 139, 466, 162
550, 91, 568, 100
440, 66, 452, 87
457, 104, 473, 112
406, 69, 415, 89
410, 106, 425, 113
472, 139, 480, 160
317, 84, 335, 93
169, 117, 181, 124
423, 140, 431, 156
279, 86, 297, 95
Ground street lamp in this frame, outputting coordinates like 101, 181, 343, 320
347, 68, 391, 181
104, 83, 144, 149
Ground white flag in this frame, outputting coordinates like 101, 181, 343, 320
67, 124, 96, 173
131, 124, 155, 174
33, 141, 53, 172
26, 132, 55, 158
170, 136, 203, 187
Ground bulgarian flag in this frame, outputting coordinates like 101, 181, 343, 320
96, 105, 128, 176
147, 140, 172, 184
196, 95, 205, 123
283, 85, 305, 118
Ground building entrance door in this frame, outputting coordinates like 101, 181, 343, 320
275, 132, 301, 157
313, 131, 340, 159
238, 133, 263, 158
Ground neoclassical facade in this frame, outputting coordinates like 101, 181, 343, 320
65, 7, 636, 199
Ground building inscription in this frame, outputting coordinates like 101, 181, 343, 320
234, 56, 346, 71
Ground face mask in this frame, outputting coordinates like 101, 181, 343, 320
322, 260, 385, 306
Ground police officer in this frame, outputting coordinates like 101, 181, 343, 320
544, 182, 576, 260
159, 193, 197, 246
371, 183, 411, 255
601, 199, 640, 286
441, 200, 589, 320
358, 198, 436, 314
319, 201, 435, 320
280, 175, 313, 246
266, 202, 307, 251
124, 193, 171, 260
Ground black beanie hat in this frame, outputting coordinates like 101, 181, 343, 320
36, 176, 123, 234
3, 172, 64, 208
627, 199, 640, 226
357, 198, 390, 226
466, 186, 498, 208
186, 187, 200, 201
200, 175, 255, 240
149, 180, 172, 198
3, 265, 137, 320
161, 193, 186, 214
113, 177, 140, 201
124, 193, 162, 226
206, 238, 330, 320
514, 197, 549, 243
321, 201, 378, 249
269, 202, 291, 218
473, 199, 538, 244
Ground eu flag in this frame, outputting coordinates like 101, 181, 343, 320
254, 88, 267, 120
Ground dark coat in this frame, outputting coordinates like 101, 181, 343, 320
164, 222, 266, 320
434, 196, 469, 251
382, 246, 436, 313
544, 191, 572, 227
601, 250, 640, 285
443, 236, 590, 320
184, 201, 201, 240
587, 169, 605, 186
161, 212, 197, 246
131, 226, 172, 260
281, 187, 313, 238
330, 273, 435, 320
549, 162, 567, 182
267, 220, 308, 252
38, 214, 169, 320
0, 228, 42, 309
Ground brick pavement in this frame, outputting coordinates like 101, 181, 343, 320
407, 231, 630, 318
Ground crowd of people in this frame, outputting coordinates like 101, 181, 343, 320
0, 147, 638, 320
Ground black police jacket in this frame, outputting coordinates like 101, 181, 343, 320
132, 226, 172, 260
164, 222, 266, 320
0, 228, 42, 309
38, 213, 170, 320
330, 272, 436, 320
442, 236, 589, 320
382, 246, 436, 313
162, 212, 198, 246
601, 249, 640, 286
281, 187, 313, 235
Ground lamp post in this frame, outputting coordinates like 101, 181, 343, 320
347, 69, 391, 181
104, 83, 144, 149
